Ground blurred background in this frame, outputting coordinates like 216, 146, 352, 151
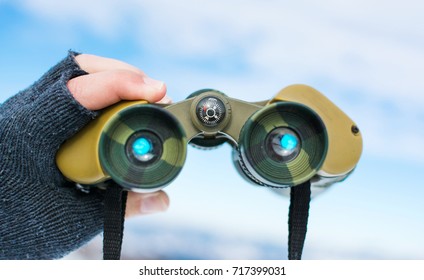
0, 0, 423, 259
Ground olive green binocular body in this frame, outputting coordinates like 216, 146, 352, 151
56, 84, 363, 192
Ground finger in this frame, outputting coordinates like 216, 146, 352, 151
157, 94, 172, 104
67, 70, 167, 110
74, 54, 145, 75
125, 191, 170, 218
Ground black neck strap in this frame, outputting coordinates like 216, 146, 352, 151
103, 181, 128, 260
288, 180, 311, 260
101, 180, 311, 260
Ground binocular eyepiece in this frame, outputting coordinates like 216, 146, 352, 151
56, 85, 362, 192
99, 105, 187, 191
237, 102, 327, 187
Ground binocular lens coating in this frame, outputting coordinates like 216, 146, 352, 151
266, 127, 301, 162
126, 131, 163, 163
132, 138, 152, 158
281, 134, 298, 151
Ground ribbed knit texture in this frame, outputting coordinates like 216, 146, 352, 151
0, 52, 105, 259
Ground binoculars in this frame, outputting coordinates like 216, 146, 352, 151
56, 84, 363, 193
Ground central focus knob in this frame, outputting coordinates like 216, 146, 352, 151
195, 96, 226, 127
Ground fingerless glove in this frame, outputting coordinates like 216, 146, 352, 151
0, 52, 105, 259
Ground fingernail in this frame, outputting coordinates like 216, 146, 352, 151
143, 76, 165, 90
140, 193, 169, 214
158, 95, 172, 104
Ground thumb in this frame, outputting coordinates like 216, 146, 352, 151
67, 70, 167, 111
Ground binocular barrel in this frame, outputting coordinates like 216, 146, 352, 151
56, 85, 362, 192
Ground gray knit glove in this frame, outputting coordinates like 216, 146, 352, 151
0, 52, 105, 259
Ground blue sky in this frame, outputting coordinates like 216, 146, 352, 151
1, 0, 423, 259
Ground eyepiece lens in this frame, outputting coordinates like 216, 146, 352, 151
132, 137, 152, 156
266, 127, 301, 162
126, 131, 162, 164
280, 134, 298, 151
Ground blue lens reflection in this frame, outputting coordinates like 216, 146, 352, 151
132, 137, 152, 156
280, 134, 298, 151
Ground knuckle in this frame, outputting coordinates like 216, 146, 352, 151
109, 70, 144, 92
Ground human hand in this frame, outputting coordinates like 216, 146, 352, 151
0, 52, 172, 259
68, 54, 170, 217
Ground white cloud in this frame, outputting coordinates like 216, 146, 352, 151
16, 0, 424, 101
16, 0, 134, 37
141, 1, 424, 105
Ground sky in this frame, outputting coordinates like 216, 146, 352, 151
0, 0, 423, 259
